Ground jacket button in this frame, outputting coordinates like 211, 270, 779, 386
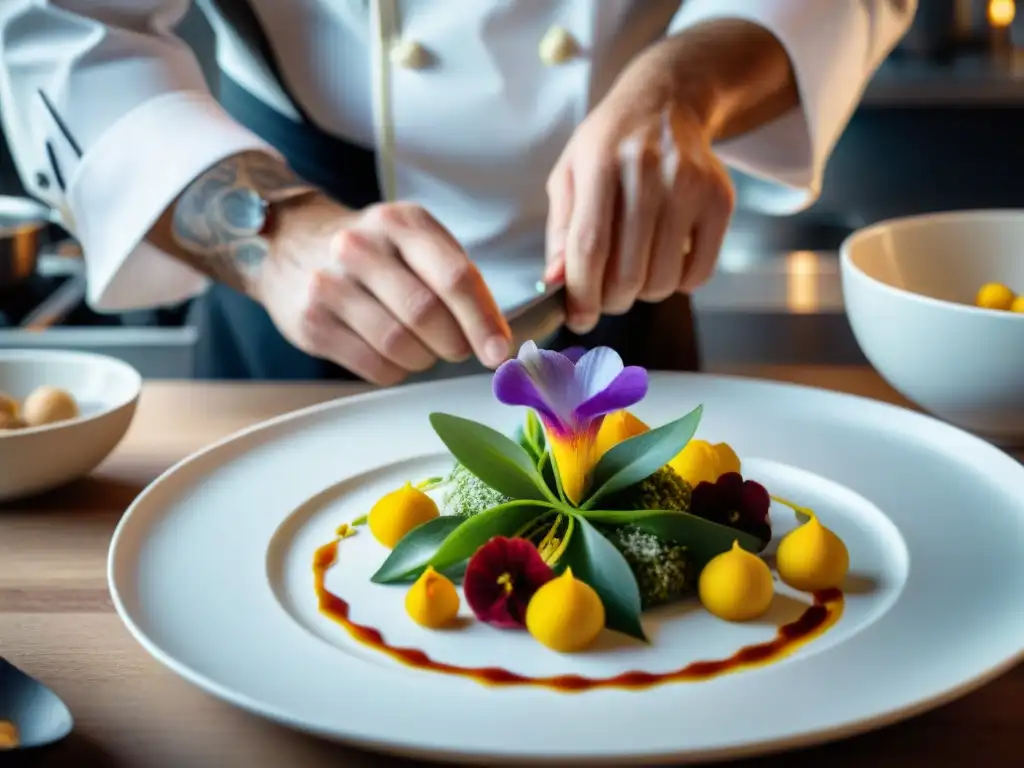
539, 26, 577, 65
390, 39, 430, 70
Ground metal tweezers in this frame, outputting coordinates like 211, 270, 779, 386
505, 281, 567, 350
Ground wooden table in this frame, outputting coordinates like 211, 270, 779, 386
1, 366, 1021, 768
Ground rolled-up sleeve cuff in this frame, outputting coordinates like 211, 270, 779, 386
66, 90, 278, 311
669, 0, 875, 213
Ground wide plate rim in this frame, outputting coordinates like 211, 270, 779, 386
107, 372, 1024, 764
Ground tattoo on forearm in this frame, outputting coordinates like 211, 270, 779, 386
170, 151, 314, 292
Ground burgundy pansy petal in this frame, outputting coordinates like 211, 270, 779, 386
690, 481, 724, 521
463, 537, 553, 629
739, 480, 771, 523
716, 472, 745, 499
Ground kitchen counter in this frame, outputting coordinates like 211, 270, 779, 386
1, 366, 1022, 768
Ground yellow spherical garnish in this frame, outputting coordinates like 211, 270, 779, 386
525, 567, 605, 653
21, 385, 79, 427
698, 541, 774, 622
595, 410, 649, 457
976, 282, 1015, 311
0, 412, 25, 431
775, 514, 849, 592
0, 392, 17, 418
405, 566, 460, 629
1011, 296, 1024, 313
669, 439, 741, 486
0, 719, 19, 749
368, 481, 439, 549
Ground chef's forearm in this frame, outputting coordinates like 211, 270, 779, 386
627, 18, 799, 142
147, 151, 322, 298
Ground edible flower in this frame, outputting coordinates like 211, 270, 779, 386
368, 482, 440, 549
463, 536, 554, 628
669, 439, 741, 487
690, 472, 771, 543
594, 409, 649, 458
492, 343, 648, 504
405, 566, 461, 629
525, 567, 606, 653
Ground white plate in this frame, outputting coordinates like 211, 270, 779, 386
108, 373, 1024, 765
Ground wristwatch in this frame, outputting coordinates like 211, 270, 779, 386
228, 182, 321, 239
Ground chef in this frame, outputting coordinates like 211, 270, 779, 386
0, 1, 913, 382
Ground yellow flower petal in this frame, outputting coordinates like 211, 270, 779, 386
594, 410, 649, 458
712, 442, 742, 476
668, 439, 719, 486
549, 435, 596, 505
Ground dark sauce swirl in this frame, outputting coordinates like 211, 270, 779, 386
314, 539, 844, 692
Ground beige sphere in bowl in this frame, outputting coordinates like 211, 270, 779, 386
0, 411, 25, 431
0, 392, 17, 418
21, 386, 80, 427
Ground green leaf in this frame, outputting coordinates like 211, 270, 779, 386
583, 508, 765, 565
430, 413, 557, 503
540, 451, 570, 505
582, 406, 703, 510
429, 500, 553, 572
514, 424, 541, 465
559, 514, 646, 642
370, 516, 464, 584
414, 475, 446, 491
525, 410, 546, 454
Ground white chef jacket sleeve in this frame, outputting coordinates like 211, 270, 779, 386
0, 1, 279, 311
669, 0, 915, 214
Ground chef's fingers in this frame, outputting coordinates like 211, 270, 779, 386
545, 164, 573, 280
564, 158, 617, 333
313, 271, 437, 373
299, 303, 407, 386
678, 174, 734, 293
331, 225, 472, 363
641, 210, 689, 303
378, 203, 512, 368
603, 135, 662, 314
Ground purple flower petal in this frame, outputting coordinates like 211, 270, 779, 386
516, 342, 581, 423
493, 341, 581, 434
574, 347, 624, 399
572, 366, 649, 423
492, 359, 563, 429
561, 346, 587, 364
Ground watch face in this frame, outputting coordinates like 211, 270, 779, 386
219, 187, 267, 237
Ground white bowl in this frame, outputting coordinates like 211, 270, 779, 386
0, 349, 142, 502
841, 210, 1024, 445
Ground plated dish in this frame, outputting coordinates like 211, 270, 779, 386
313, 343, 851, 685
109, 358, 1024, 764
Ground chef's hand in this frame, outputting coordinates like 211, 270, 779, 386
544, 47, 735, 335
259, 194, 511, 385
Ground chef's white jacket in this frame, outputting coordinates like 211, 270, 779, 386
0, 1, 914, 313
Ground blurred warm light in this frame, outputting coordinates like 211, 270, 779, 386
989, 0, 1015, 27
786, 250, 819, 314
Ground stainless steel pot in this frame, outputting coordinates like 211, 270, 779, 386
0, 196, 80, 292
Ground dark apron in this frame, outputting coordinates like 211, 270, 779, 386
190, 73, 701, 380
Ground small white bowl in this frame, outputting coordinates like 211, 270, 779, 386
841, 210, 1024, 445
0, 349, 142, 502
